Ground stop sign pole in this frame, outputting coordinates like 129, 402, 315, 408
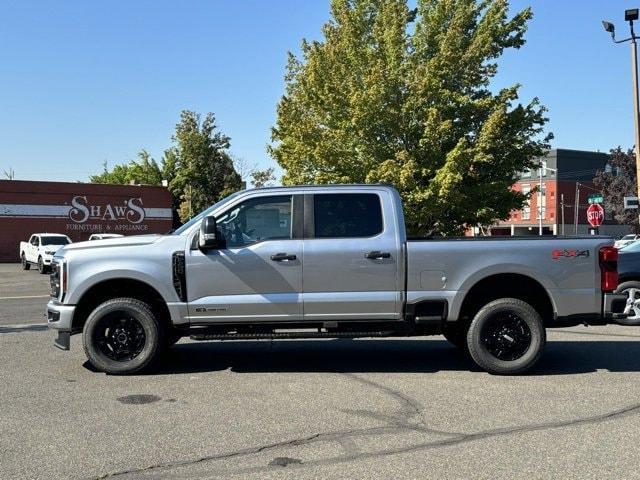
587, 203, 605, 234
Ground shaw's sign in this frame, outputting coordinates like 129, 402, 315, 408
69, 196, 145, 224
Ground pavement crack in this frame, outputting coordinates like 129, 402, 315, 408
93, 400, 640, 479
338, 372, 461, 435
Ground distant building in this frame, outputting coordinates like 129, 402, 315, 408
487, 148, 631, 237
0, 180, 173, 262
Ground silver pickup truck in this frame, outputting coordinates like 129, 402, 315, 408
47, 185, 627, 375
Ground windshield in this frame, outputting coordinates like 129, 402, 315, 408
41, 236, 70, 245
172, 191, 245, 235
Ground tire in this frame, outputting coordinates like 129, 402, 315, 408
467, 298, 545, 375
37, 256, 46, 274
82, 298, 164, 374
615, 281, 640, 326
442, 325, 468, 349
21, 254, 30, 270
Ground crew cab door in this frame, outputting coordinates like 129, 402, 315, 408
186, 194, 303, 323
302, 191, 402, 321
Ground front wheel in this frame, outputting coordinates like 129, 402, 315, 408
467, 298, 545, 375
37, 256, 46, 274
21, 254, 30, 270
82, 298, 163, 374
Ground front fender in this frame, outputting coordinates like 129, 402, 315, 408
65, 263, 178, 306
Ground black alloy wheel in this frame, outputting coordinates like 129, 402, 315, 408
94, 313, 146, 362
480, 312, 532, 361
467, 298, 545, 375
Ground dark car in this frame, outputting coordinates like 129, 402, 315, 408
615, 242, 640, 324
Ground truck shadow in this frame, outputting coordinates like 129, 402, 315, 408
148, 338, 640, 376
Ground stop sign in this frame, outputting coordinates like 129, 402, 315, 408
587, 203, 604, 227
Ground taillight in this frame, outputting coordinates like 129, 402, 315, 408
599, 246, 618, 293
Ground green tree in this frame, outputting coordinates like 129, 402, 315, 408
594, 147, 638, 230
169, 110, 242, 220
270, 0, 550, 235
91, 110, 242, 223
91, 150, 171, 186
250, 167, 276, 188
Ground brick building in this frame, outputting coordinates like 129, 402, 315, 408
0, 180, 173, 262
488, 148, 631, 237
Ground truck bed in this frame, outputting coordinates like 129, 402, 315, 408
406, 236, 614, 322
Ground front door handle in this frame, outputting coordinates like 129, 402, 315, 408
365, 251, 391, 259
270, 253, 297, 261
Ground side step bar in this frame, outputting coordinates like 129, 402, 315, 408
190, 330, 396, 341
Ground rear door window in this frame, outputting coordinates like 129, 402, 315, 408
313, 193, 383, 238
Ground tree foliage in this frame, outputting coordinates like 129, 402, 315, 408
250, 167, 276, 188
91, 110, 242, 223
594, 147, 638, 229
270, 0, 550, 235
169, 111, 242, 220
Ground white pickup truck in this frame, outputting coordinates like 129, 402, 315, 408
20, 233, 71, 273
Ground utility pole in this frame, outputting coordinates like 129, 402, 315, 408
561, 193, 565, 236
603, 9, 640, 228
538, 160, 543, 235
574, 183, 580, 235
632, 27, 640, 227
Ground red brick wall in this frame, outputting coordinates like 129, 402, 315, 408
0, 180, 173, 262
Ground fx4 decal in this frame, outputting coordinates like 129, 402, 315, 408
552, 249, 590, 260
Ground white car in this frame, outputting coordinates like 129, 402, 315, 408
88, 234, 124, 241
19, 233, 72, 273
615, 234, 639, 249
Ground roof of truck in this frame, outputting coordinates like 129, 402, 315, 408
250, 184, 397, 193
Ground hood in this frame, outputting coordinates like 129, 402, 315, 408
60, 234, 163, 252
42, 244, 66, 253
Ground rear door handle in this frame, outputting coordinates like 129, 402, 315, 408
365, 251, 391, 259
270, 253, 297, 261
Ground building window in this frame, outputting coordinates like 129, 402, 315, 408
521, 169, 532, 178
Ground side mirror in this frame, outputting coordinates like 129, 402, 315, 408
198, 216, 219, 250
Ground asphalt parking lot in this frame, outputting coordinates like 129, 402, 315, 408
3, 263, 640, 479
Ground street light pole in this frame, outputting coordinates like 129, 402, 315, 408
631, 32, 640, 224
603, 9, 640, 227
538, 162, 543, 235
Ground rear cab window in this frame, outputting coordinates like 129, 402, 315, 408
313, 193, 383, 238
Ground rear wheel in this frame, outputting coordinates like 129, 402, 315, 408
82, 298, 163, 374
21, 254, 30, 270
467, 298, 545, 375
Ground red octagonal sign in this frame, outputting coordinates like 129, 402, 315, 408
587, 203, 604, 227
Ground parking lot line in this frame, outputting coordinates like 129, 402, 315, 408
0, 295, 49, 300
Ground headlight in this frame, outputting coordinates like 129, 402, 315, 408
45, 250, 55, 255
50, 258, 68, 301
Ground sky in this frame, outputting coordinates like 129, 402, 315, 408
0, 0, 638, 183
